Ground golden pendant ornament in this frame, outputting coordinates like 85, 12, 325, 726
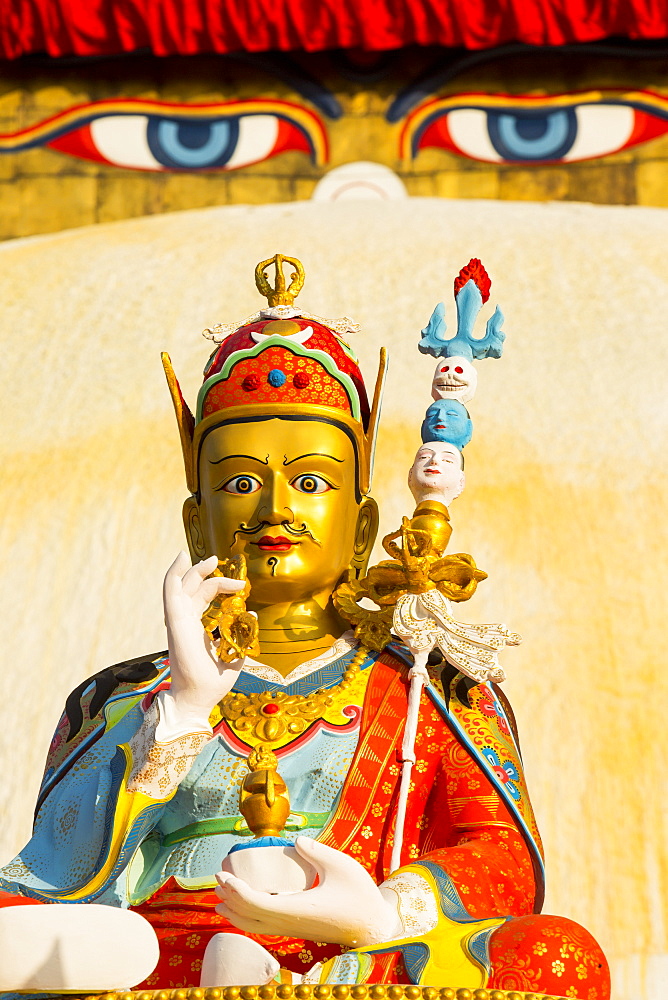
333, 580, 395, 652
219, 645, 368, 746
201, 554, 260, 662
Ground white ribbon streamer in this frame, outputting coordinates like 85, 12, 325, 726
389, 589, 521, 872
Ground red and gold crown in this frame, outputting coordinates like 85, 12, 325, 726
162, 254, 386, 496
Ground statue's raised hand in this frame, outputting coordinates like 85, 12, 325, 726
215, 837, 402, 947
163, 552, 246, 726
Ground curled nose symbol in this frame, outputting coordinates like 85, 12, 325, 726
311, 162, 408, 202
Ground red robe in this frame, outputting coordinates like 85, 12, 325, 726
129, 645, 609, 998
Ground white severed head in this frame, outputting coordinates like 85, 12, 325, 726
431, 355, 477, 403
408, 441, 465, 507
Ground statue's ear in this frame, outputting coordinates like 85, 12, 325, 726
183, 496, 208, 561
350, 497, 379, 578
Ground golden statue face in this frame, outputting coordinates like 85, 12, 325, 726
186, 416, 376, 607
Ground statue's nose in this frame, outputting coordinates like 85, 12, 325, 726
311, 161, 408, 201
256, 475, 294, 524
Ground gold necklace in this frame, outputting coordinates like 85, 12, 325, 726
217, 644, 369, 745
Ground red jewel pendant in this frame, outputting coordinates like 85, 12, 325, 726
261, 702, 280, 715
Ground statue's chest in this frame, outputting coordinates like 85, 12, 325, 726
166, 660, 374, 827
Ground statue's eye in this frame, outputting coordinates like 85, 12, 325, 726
454, 366, 464, 374
1, 98, 326, 171
291, 474, 331, 494
401, 91, 668, 165
221, 475, 262, 495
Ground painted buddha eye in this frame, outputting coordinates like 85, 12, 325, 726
77, 114, 303, 170
401, 91, 668, 164
0, 98, 327, 171
291, 474, 331, 494
221, 475, 262, 495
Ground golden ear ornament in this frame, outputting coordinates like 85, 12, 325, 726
255, 253, 306, 307
201, 554, 260, 662
333, 501, 487, 653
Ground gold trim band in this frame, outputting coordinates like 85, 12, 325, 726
74, 985, 576, 1000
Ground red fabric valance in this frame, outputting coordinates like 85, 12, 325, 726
2, 0, 668, 60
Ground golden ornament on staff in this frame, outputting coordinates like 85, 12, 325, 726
333, 501, 487, 652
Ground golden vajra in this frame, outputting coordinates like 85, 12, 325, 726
202, 554, 260, 662
334, 499, 487, 652
255, 252, 305, 307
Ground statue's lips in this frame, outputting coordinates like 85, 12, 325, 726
255, 535, 297, 552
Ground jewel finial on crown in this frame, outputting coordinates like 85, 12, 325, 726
255, 253, 305, 307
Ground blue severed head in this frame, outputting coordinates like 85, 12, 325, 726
418, 258, 505, 362
421, 399, 473, 450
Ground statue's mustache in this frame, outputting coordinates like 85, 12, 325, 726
233, 520, 321, 546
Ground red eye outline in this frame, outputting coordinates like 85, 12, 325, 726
400, 89, 668, 165
0, 97, 328, 171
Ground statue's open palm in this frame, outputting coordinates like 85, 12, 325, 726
215, 837, 401, 948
